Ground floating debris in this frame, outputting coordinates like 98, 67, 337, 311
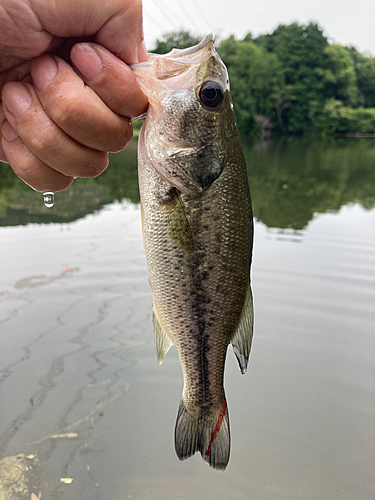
31, 432, 79, 445
60, 478, 74, 484
49, 433, 79, 440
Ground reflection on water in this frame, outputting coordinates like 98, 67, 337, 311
0, 138, 139, 226
0, 136, 374, 228
244, 136, 375, 229
0, 137, 374, 499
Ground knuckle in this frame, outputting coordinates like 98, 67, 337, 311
11, 151, 74, 193
110, 121, 133, 152
11, 152, 35, 179
28, 124, 59, 156
35, 176, 74, 193
51, 88, 82, 128
81, 152, 108, 178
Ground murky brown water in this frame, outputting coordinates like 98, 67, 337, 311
0, 137, 374, 499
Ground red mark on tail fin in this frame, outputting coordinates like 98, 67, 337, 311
205, 398, 227, 458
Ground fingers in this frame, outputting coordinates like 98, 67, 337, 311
31, 54, 135, 151
1, 120, 74, 192
0, 105, 7, 162
93, 0, 147, 63
70, 43, 148, 119
0, 60, 31, 93
18, 0, 146, 64
2, 81, 109, 191
1, 42, 148, 193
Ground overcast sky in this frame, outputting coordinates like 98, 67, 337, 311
142, 0, 375, 56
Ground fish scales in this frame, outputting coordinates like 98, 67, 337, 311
132, 35, 254, 470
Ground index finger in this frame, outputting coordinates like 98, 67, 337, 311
70, 43, 148, 119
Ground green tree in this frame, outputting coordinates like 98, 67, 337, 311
347, 47, 375, 108
152, 30, 202, 54
319, 44, 358, 105
255, 22, 329, 133
218, 36, 284, 136
317, 99, 375, 135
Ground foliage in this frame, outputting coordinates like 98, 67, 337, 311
347, 47, 375, 108
254, 22, 330, 133
218, 36, 284, 136
319, 44, 358, 106
317, 99, 375, 135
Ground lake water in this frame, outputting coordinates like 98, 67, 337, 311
0, 137, 374, 499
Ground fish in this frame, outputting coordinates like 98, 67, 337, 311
131, 34, 254, 470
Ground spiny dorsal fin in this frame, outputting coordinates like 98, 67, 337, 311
231, 284, 254, 374
153, 306, 173, 364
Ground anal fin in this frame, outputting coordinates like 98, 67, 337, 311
231, 284, 254, 374
153, 306, 173, 364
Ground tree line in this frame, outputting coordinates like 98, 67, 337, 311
152, 25, 375, 137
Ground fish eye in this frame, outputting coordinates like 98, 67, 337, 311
199, 81, 224, 109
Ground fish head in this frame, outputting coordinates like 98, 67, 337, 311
132, 35, 238, 194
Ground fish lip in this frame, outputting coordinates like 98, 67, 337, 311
130, 34, 215, 71
156, 33, 215, 58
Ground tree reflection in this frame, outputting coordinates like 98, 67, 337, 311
245, 136, 375, 229
0, 136, 374, 228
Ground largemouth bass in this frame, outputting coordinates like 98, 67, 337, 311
131, 35, 254, 470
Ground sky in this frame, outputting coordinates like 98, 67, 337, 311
142, 0, 375, 56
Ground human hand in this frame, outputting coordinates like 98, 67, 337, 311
0, 0, 148, 192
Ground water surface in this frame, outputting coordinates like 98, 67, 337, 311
0, 137, 374, 499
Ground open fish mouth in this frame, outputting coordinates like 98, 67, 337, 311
130, 34, 215, 71
130, 33, 226, 96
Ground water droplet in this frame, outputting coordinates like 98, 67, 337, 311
43, 192, 54, 208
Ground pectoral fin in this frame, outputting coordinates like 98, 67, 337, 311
153, 306, 173, 364
161, 188, 194, 252
231, 284, 254, 374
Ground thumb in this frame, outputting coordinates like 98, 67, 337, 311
32, 0, 146, 64
95, 0, 147, 63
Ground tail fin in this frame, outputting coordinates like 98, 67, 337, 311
174, 397, 230, 470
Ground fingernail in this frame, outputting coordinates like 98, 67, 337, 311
3, 84, 33, 118
72, 44, 104, 81
32, 54, 58, 91
138, 41, 148, 63
2, 120, 18, 141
